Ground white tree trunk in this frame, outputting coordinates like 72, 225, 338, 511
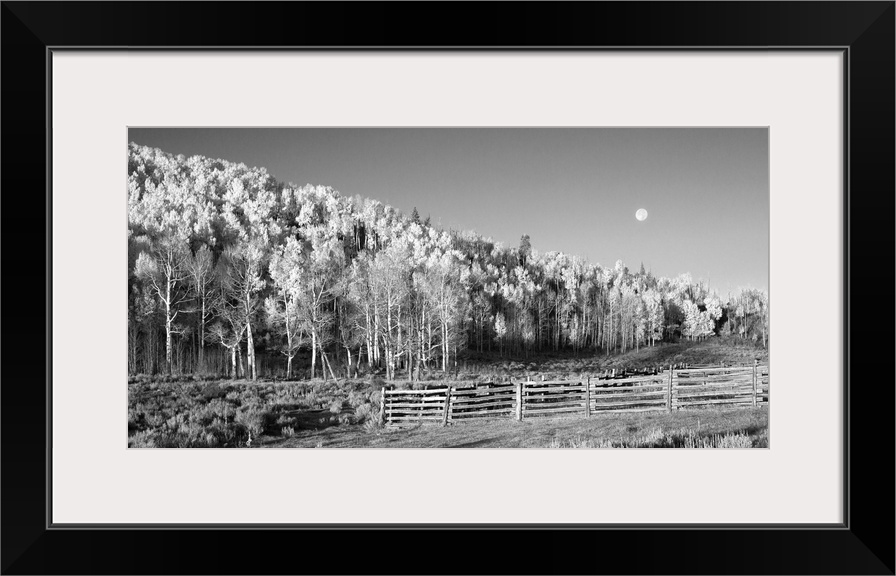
365, 308, 373, 368
396, 302, 402, 374
442, 319, 448, 372
373, 302, 381, 366
420, 306, 427, 368
321, 342, 337, 382
165, 279, 173, 374
311, 329, 317, 380
386, 301, 394, 380
199, 298, 206, 372
246, 321, 256, 381
285, 320, 293, 378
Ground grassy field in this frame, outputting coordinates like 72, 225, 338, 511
128, 340, 769, 448
269, 407, 768, 448
459, 340, 768, 382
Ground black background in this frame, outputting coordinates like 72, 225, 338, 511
2, 2, 893, 574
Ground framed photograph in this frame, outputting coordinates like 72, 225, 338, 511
2, 2, 892, 574
122, 125, 772, 450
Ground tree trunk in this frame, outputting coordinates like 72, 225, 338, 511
365, 308, 373, 368
230, 346, 237, 380
128, 319, 138, 375
147, 326, 155, 375
285, 325, 293, 378
311, 329, 317, 379
415, 347, 422, 382
442, 320, 448, 372
427, 312, 433, 367
385, 295, 394, 380
319, 341, 329, 383
199, 298, 206, 373
246, 321, 256, 381
420, 306, 427, 369
373, 301, 380, 367
384, 338, 393, 381
165, 280, 173, 375
321, 344, 337, 382
396, 302, 402, 375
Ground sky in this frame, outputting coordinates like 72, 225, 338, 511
128, 128, 768, 296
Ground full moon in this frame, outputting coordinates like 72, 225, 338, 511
635, 208, 648, 221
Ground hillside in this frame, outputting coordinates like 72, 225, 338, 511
127, 143, 769, 381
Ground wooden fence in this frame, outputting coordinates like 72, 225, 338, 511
381, 362, 769, 427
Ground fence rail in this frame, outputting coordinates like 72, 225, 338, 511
381, 362, 769, 427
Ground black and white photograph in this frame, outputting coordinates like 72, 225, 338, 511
127, 127, 769, 449
5, 0, 889, 570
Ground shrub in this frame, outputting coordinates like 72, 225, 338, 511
353, 403, 374, 422
128, 376, 407, 446
144, 410, 168, 429
200, 383, 226, 401
281, 426, 296, 437
547, 429, 760, 449
347, 389, 367, 409
363, 416, 383, 433
128, 408, 141, 431
207, 418, 242, 446
275, 413, 298, 428
191, 405, 217, 427
693, 433, 753, 448
128, 430, 157, 448
235, 405, 273, 437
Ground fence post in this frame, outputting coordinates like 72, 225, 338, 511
667, 365, 673, 413
379, 386, 386, 425
419, 384, 428, 422
585, 376, 591, 418
752, 359, 758, 407
516, 381, 523, 421
442, 386, 452, 426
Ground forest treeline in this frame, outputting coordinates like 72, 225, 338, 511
127, 143, 769, 380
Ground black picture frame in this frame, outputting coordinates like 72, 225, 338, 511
2, 2, 893, 574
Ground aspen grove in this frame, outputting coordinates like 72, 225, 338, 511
127, 144, 769, 380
